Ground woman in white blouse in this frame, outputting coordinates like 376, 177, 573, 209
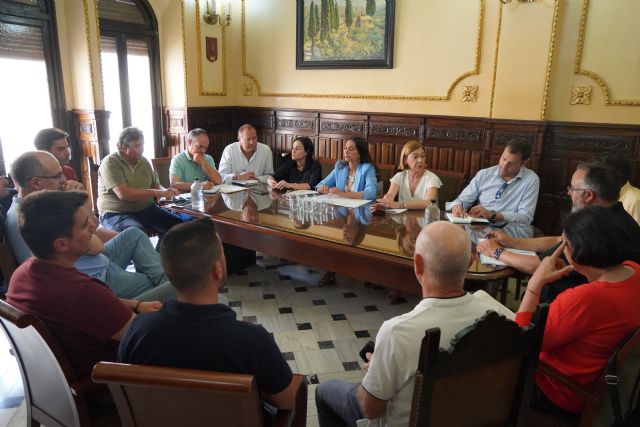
371, 140, 442, 211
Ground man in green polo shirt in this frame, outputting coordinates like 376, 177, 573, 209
169, 128, 221, 192
98, 127, 183, 238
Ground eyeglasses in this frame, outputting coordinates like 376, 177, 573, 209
28, 172, 63, 181
566, 186, 589, 194
495, 182, 508, 199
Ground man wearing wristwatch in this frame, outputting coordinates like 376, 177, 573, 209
446, 140, 539, 225
218, 124, 274, 184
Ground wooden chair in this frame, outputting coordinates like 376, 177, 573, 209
0, 237, 17, 288
151, 157, 172, 189
317, 156, 336, 179
376, 162, 397, 198
430, 168, 467, 211
528, 327, 640, 427
92, 362, 308, 427
0, 299, 100, 426
409, 305, 549, 427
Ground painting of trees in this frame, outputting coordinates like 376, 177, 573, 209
300, 0, 392, 65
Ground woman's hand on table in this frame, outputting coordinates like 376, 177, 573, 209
317, 185, 330, 194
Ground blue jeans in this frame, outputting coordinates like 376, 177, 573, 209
316, 380, 363, 427
99, 204, 185, 237
100, 228, 176, 302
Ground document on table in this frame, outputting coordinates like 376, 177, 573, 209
285, 190, 318, 197
214, 184, 247, 194
472, 290, 515, 320
385, 208, 408, 215
446, 213, 490, 224
320, 197, 371, 208
478, 238, 537, 266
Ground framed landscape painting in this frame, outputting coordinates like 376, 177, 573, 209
296, 0, 395, 69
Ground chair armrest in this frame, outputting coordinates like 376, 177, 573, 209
273, 374, 308, 427
538, 361, 601, 404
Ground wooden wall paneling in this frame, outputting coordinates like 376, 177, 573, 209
368, 115, 423, 166
186, 107, 233, 164
425, 119, 485, 178
94, 110, 111, 160
317, 112, 367, 162
68, 109, 99, 212
162, 107, 188, 158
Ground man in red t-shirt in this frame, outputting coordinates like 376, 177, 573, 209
34, 128, 84, 189
6, 190, 161, 376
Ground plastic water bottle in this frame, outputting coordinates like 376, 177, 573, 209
191, 178, 204, 210
424, 199, 440, 224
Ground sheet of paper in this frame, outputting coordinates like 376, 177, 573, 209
446, 212, 490, 224
472, 290, 515, 320
385, 208, 408, 215
478, 238, 538, 266
202, 188, 219, 194
322, 198, 371, 208
214, 184, 248, 194
285, 190, 318, 197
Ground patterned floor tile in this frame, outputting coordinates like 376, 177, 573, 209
273, 330, 319, 352
293, 306, 332, 324
294, 349, 344, 374
256, 313, 298, 333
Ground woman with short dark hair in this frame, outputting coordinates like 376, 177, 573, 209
268, 136, 321, 190
516, 205, 640, 418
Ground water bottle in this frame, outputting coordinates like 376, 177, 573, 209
191, 178, 204, 210
424, 199, 440, 224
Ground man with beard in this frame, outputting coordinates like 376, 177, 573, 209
118, 218, 298, 419
477, 161, 639, 301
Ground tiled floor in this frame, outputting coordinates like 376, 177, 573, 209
0, 253, 524, 427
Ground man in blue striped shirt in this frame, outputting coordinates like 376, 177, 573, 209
446, 141, 539, 224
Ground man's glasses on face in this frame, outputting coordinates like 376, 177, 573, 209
566, 186, 588, 194
194, 144, 208, 151
28, 172, 64, 181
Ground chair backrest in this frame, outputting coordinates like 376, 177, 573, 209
430, 168, 467, 211
376, 163, 397, 197
590, 327, 640, 425
151, 157, 172, 189
0, 299, 88, 427
0, 237, 17, 286
92, 362, 266, 427
317, 157, 336, 179
409, 305, 549, 427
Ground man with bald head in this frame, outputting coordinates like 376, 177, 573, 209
316, 222, 499, 427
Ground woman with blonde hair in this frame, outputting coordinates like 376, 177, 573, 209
371, 140, 442, 211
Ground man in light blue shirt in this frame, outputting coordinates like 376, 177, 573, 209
169, 128, 221, 192
445, 140, 539, 224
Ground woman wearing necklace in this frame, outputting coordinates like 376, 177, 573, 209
371, 140, 442, 212
268, 137, 321, 190
316, 137, 378, 200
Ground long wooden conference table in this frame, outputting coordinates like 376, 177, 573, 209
166, 189, 534, 300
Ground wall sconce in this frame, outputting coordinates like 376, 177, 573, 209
203, 0, 231, 27
500, 0, 535, 3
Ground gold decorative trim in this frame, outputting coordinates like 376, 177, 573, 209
461, 85, 478, 102
195, 0, 227, 96
488, 1, 503, 118
540, 0, 559, 119
570, 86, 592, 105
81, 0, 96, 108
181, 0, 189, 105
574, 0, 640, 106
241, 0, 484, 101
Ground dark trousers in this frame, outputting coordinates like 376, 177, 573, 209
530, 384, 580, 421
100, 204, 186, 238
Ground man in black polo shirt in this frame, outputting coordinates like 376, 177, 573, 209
477, 161, 640, 302
118, 218, 296, 416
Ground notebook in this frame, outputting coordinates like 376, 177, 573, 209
446, 213, 490, 224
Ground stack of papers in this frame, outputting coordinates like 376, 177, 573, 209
477, 238, 537, 266
446, 213, 490, 224
214, 184, 247, 194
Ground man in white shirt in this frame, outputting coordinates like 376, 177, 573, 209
218, 124, 274, 184
315, 222, 498, 427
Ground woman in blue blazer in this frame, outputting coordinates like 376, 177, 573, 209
316, 137, 378, 200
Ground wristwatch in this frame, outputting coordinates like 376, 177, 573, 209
489, 210, 497, 221
493, 247, 504, 260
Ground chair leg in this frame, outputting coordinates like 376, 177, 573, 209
500, 278, 508, 305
